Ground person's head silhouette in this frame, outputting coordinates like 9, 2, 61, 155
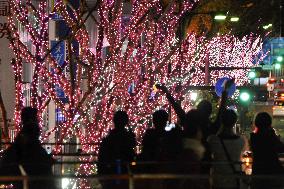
113, 110, 129, 130
222, 109, 237, 129
197, 100, 212, 119
184, 109, 202, 138
152, 109, 168, 132
20, 107, 40, 142
254, 112, 272, 132
21, 107, 38, 124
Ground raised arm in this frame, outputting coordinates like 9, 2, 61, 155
156, 84, 186, 125
211, 79, 234, 134
211, 91, 228, 134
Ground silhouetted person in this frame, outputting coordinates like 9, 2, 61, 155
196, 100, 214, 174
171, 109, 207, 189
97, 110, 136, 189
250, 112, 284, 189
208, 109, 247, 189
134, 110, 169, 189
136, 110, 183, 189
140, 110, 168, 161
197, 100, 212, 139
0, 107, 56, 189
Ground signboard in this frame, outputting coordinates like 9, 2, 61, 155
0, 1, 9, 38
215, 77, 236, 97
55, 84, 65, 98
267, 83, 274, 92
261, 37, 284, 65
0, 1, 15, 121
51, 40, 68, 103
56, 108, 65, 122
51, 0, 63, 20
253, 77, 268, 86
262, 64, 273, 70
51, 40, 65, 66
54, 84, 68, 103
51, 13, 63, 20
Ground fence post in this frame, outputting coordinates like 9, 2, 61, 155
19, 165, 28, 189
129, 174, 134, 189
128, 163, 134, 189
23, 176, 28, 189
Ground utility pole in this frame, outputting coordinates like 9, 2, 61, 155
205, 53, 210, 85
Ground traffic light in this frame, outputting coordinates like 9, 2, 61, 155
277, 56, 283, 62
275, 63, 281, 69
273, 56, 283, 70
239, 91, 251, 102
248, 71, 256, 79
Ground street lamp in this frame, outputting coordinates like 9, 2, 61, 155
230, 17, 239, 22
214, 14, 227, 21
262, 23, 273, 30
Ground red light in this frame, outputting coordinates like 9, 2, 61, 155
268, 78, 277, 84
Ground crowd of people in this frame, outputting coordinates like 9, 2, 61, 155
1, 80, 284, 189
97, 82, 284, 189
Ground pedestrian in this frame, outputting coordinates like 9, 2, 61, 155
208, 109, 247, 189
197, 99, 213, 139
196, 100, 214, 174
174, 109, 207, 189
250, 112, 284, 189
0, 107, 56, 189
140, 109, 168, 162
97, 110, 136, 189
133, 110, 170, 189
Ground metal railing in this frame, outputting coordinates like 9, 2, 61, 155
0, 142, 276, 189
2, 173, 284, 189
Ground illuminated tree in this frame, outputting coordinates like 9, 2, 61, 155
6, 1, 198, 186
7, 0, 267, 147
6, 1, 266, 187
